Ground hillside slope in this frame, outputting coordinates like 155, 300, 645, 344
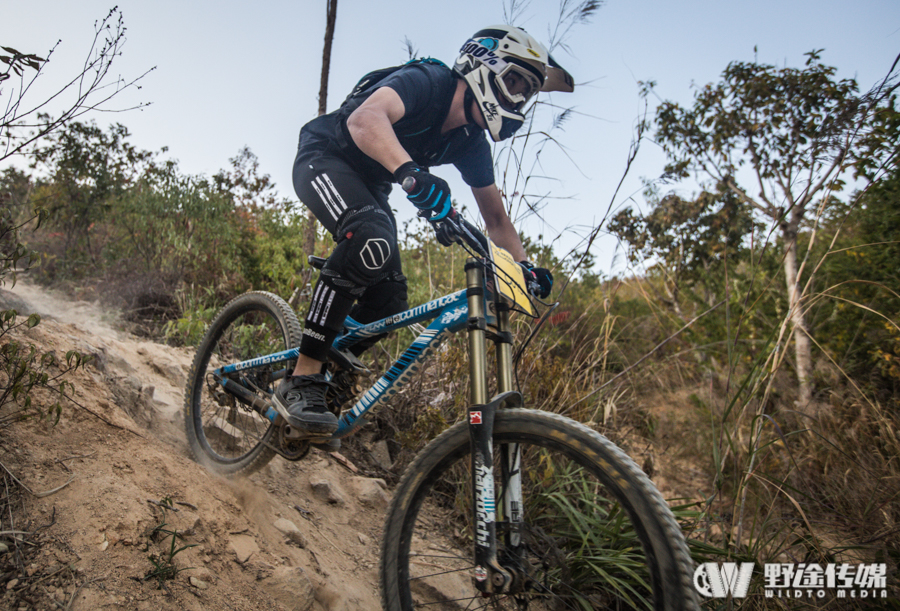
0, 280, 710, 611
0, 281, 400, 611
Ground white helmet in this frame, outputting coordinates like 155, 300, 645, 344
454, 25, 574, 141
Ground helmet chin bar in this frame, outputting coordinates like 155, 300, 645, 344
495, 115, 523, 141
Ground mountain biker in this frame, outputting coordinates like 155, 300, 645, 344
276, 25, 573, 437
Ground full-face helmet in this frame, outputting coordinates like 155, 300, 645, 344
454, 25, 574, 141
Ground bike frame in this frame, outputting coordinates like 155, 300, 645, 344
214, 255, 525, 595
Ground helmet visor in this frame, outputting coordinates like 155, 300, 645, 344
494, 63, 542, 111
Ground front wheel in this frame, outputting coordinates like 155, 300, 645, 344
184, 291, 302, 476
381, 409, 699, 610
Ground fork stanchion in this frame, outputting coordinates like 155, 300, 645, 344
465, 259, 489, 406
494, 303, 515, 395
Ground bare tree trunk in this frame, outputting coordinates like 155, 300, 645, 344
781, 216, 815, 414
292, 0, 338, 310
318, 0, 338, 117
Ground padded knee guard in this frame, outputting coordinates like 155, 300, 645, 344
323, 206, 397, 296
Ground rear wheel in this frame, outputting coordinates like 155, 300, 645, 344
381, 409, 699, 610
184, 291, 302, 476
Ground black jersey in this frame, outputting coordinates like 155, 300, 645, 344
299, 61, 494, 189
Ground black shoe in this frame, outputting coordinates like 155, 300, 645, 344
273, 374, 339, 436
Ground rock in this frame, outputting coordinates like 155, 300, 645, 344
191, 567, 216, 583
352, 477, 389, 509
229, 535, 260, 564
309, 477, 346, 505
87, 343, 134, 375
0, 289, 31, 313
273, 518, 307, 548
108, 374, 157, 429
273, 517, 298, 534
250, 560, 276, 581
370, 440, 393, 471
150, 360, 185, 386
262, 566, 315, 611
0, 542, 8, 553
189, 576, 209, 590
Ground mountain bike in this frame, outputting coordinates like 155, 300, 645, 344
183, 208, 699, 610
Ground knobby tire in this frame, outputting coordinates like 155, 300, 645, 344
381, 409, 699, 610
184, 291, 302, 476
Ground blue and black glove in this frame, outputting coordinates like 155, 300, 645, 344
394, 162, 453, 221
520, 261, 553, 298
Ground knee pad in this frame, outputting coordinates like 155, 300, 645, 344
324, 206, 397, 292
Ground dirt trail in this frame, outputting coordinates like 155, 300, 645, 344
0, 280, 398, 611
0, 279, 711, 611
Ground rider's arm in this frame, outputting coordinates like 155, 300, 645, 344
471, 184, 528, 261
346, 87, 412, 175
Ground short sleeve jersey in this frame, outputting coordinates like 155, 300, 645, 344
300, 62, 495, 189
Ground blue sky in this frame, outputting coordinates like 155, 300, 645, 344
5, 1, 899, 274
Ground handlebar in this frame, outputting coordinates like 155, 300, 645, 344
401, 176, 545, 299
401, 176, 490, 256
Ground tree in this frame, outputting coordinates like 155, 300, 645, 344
31, 120, 154, 263
655, 50, 899, 415
317, 0, 339, 117
1, 7, 153, 163
608, 185, 757, 315
815, 131, 900, 398
293, 0, 340, 308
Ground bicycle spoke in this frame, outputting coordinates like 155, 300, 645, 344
185, 292, 300, 475
382, 410, 697, 610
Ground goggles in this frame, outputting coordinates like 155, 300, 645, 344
494, 63, 542, 111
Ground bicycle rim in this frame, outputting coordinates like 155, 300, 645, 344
381, 409, 697, 611
185, 292, 300, 474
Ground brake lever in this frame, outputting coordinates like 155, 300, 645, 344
403, 176, 489, 255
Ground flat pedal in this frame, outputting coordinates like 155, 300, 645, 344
328, 346, 370, 374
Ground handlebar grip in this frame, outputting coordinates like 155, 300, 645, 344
401, 176, 416, 194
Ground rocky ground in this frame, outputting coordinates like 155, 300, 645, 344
0, 280, 709, 610
0, 281, 410, 610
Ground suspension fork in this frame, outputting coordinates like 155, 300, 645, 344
465, 260, 522, 593
494, 303, 525, 564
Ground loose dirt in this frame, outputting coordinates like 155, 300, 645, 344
0, 280, 394, 610
0, 279, 704, 610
